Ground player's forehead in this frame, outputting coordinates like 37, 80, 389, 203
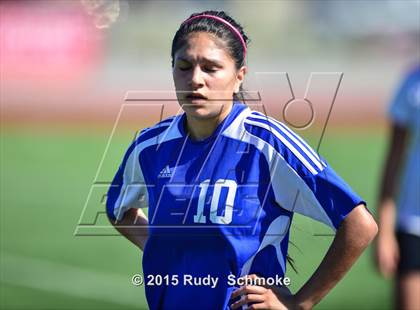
174, 32, 233, 65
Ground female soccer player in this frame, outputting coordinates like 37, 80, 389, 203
106, 11, 378, 310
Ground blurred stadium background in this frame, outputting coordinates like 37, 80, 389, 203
1, 0, 419, 309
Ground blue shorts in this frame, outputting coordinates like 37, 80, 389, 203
397, 231, 420, 275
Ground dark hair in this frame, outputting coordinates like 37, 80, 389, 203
171, 10, 250, 103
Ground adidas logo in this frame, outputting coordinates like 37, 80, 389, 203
158, 165, 173, 178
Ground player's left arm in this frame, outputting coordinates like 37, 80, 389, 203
290, 203, 377, 309
231, 204, 378, 310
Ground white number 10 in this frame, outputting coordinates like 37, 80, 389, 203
193, 179, 237, 225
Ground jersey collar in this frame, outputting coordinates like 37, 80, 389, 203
178, 101, 248, 144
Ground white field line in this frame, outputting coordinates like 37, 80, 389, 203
0, 252, 145, 308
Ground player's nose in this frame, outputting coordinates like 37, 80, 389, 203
190, 66, 205, 88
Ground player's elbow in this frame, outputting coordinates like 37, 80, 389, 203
343, 204, 378, 248
360, 213, 378, 246
357, 208, 378, 248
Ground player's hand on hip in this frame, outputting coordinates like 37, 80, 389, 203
230, 274, 295, 310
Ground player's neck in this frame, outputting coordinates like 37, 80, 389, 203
185, 104, 233, 141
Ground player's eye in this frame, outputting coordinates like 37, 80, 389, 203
178, 65, 191, 71
176, 60, 192, 71
203, 66, 217, 73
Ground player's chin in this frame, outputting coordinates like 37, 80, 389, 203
182, 103, 217, 119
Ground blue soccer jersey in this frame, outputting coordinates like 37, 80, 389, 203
107, 102, 365, 310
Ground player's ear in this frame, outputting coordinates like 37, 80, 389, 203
234, 66, 247, 93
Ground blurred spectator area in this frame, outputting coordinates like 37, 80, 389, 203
1, 0, 419, 127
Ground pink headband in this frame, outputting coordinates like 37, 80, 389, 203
181, 14, 247, 63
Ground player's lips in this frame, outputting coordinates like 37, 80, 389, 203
185, 92, 208, 101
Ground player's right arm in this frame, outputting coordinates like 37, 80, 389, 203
108, 208, 148, 251
106, 131, 150, 251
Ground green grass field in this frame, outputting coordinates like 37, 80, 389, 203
1, 127, 392, 309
